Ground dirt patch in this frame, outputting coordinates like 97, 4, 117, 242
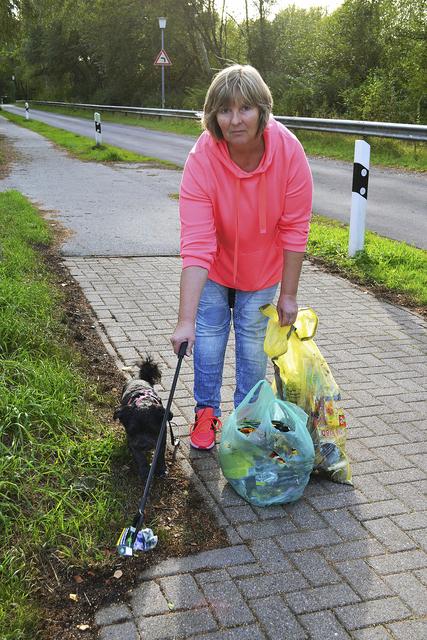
41, 471, 225, 640
35, 223, 228, 640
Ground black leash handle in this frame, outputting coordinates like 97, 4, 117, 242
132, 341, 188, 535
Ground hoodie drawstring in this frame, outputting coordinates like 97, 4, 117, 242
233, 179, 240, 284
232, 174, 268, 285
258, 173, 267, 234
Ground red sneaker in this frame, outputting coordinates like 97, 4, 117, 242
190, 407, 221, 450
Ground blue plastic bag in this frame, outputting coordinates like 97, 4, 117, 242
218, 380, 314, 506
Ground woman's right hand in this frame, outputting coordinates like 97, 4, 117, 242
171, 320, 195, 356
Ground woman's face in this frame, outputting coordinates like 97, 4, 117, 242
216, 101, 260, 146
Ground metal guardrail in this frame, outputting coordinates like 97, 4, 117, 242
22, 100, 427, 142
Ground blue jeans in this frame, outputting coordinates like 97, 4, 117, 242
194, 279, 278, 416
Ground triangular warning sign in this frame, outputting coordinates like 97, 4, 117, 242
154, 49, 172, 65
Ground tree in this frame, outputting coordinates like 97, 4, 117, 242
268, 5, 324, 116
315, 0, 383, 115
4, 0, 424, 120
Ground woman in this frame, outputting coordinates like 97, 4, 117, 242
171, 65, 313, 450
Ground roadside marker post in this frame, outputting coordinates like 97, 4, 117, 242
25, 101, 29, 120
348, 139, 370, 257
94, 112, 102, 146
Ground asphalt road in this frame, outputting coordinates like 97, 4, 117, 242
0, 115, 181, 256
3, 104, 426, 249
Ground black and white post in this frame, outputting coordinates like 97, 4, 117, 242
348, 139, 370, 256
25, 101, 29, 120
94, 111, 102, 146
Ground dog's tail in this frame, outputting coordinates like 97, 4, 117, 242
139, 356, 162, 387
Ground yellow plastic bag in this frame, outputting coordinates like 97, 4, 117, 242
261, 305, 352, 485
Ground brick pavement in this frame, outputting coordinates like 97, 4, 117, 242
65, 256, 427, 640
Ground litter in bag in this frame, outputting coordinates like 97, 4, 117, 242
261, 305, 352, 485
218, 380, 314, 506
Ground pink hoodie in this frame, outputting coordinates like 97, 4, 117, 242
179, 117, 313, 291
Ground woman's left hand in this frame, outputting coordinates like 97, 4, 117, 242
277, 293, 298, 327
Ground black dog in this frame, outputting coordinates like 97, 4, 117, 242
113, 357, 172, 481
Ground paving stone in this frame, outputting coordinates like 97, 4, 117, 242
363, 517, 417, 551
374, 467, 426, 485
323, 481, 355, 496
408, 527, 427, 551
303, 478, 330, 497
140, 545, 255, 579
192, 457, 218, 472
353, 477, 394, 502
321, 538, 385, 562
391, 511, 427, 530
95, 604, 132, 626
414, 567, 427, 585
249, 595, 307, 639
289, 550, 341, 585
202, 579, 254, 627
227, 563, 265, 578
334, 597, 411, 630
351, 627, 394, 639
284, 500, 328, 529
285, 583, 360, 615
367, 550, 427, 574
387, 483, 427, 511
351, 460, 395, 477
137, 608, 217, 639
223, 505, 258, 524
358, 434, 407, 448
236, 519, 296, 540
373, 445, 414, 470
99, 621, 140, 640
412, 479, 427, 492
159, 574, 206, 610
276, 528, 342, 552
387, 619, 427, 640
399, 442, 427, 455
252, 504, 286, 520
321, 509, 370, 540
236, 570, 308, 598
308, 490, 368, 511
348, 499, 408, 521
335, 559, 393, 599
299, 610, 350, 639
345, 440, 376, 462
191, 625, 267, 640
383, 572, 427, 614
195, 570, 230, 585
130, 581, 170, 616
248, 538, 291, 569
205, 480, 245, 506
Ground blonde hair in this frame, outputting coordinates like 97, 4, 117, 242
202, 65, 273, 140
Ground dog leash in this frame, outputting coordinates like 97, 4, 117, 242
117, 341, 188, 555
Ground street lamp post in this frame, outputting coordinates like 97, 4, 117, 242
158, 17, 167, 109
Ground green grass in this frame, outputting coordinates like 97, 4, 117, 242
297, 130, 426, 172
0, 191, 134, 639
22, 104, 427, 171
0, 110, 180, 168
308, 214, 427, 308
